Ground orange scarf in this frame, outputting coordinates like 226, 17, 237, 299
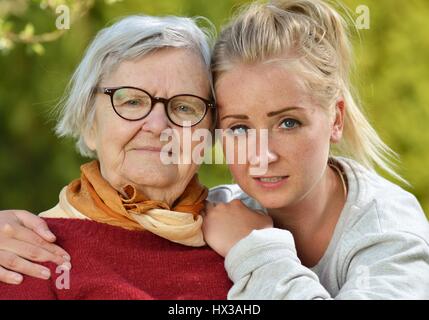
66, 161, 208, 247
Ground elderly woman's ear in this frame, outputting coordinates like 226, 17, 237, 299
83, 125, 97, 153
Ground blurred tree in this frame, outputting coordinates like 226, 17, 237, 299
343, 0, 429, 215
0, 0, 100, 55
0, 0, 427, 218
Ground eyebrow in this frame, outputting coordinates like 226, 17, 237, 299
220, 114, 249, 121
220, 106, 302, 121
266, 106, 302, 117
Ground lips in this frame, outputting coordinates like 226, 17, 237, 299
137, 146, 163, 152
252, 175, 289, 189
133, 146, 173, 155
257, 177, 285, 183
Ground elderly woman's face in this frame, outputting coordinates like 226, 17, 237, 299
85, 48, 212, 201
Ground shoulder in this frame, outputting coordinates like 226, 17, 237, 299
39, 187, 88, 220
208, 184, 267, 213
335, 157, 429, 246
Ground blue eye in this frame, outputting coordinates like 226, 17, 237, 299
280, 118, 301, 129
228, 125, 249, 136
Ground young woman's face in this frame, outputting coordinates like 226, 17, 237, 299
215, 62, 341, 210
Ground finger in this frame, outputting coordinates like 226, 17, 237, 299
5, 223, 70, 261
14, 210, 56, 242
0, 265, 24, 285
0, 250, 52, 281
0, 238, 70, 267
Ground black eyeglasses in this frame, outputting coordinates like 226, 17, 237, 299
96, 86, 216, 127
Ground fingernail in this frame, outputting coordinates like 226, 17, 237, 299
63, 255, 71, 261
60, 262, 72, 271
44, 230, 56, 240
41, 269, 51, 279
12, 274, 23, 284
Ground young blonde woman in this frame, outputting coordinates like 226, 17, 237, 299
0, 0, 428, 299
203, 0, 429, 299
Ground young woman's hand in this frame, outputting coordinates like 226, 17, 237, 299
202, 200, 273, 257
0, 210, 71, 284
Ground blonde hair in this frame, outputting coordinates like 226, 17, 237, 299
212, 0, 405, 183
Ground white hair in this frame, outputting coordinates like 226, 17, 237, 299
55, 15, 216, 157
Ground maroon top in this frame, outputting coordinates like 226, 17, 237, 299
0, 218, 232, 300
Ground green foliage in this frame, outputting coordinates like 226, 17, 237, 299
0, 0, 427, 218
343, 0, 429, 215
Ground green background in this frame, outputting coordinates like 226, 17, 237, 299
0, 0, 428, 217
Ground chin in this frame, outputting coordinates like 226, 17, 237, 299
123, 164, 177, 188
242, 184, 295, 210
128, 173, 176, 189
257, 197, 291, 210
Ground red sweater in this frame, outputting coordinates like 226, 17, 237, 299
0, 218, 232, 300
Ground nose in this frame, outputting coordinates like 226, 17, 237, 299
247, 130, 279, 173
139, 102, 169, 135
248, 145, 278, 166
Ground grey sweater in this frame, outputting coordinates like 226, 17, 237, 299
207, 157, 429, 299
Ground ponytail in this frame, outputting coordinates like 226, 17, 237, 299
212, 0, 406, 183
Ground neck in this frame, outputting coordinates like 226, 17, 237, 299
267, 165, 346, 265
99, 166, 194, 207
132, 185, 186, 207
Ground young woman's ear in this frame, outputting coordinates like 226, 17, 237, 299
330, 99, 345, 144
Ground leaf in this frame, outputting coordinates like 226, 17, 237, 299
0, 37, 14, 54
19, 23, 35, 41
31, 42, 45, 55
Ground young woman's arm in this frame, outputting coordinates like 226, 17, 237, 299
204, 198, 429, 299
0, 210, 70, 284
224, 228, 429, 299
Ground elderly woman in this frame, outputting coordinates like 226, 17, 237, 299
0, 15, 232, 299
